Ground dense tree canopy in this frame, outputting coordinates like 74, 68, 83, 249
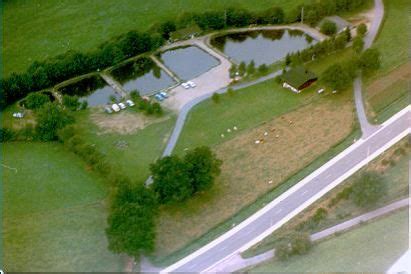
359, 48, 381, 74
36, 102, 74, 141
321, 63, 352, 90
106, 185, 158, 259
320, 20, 337, 35
24, 92, 50, 109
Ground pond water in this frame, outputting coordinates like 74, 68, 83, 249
158, 46, 219, 80
58, 75, 121, 107
110, 57, 175, 95
211, 29, 316, 66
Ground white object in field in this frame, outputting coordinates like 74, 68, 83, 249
221, 134, 225, 138
264, 132, 268, 136
118, 102, 126, 109
268, 180, 273, 184
12, 112, 24, 118
317, 88, 325, 94
227, 128, 231, 133
332, 90, 337, 94
255, 140, 260, 144
276, 134, 279, 138
233, 126, 238, 130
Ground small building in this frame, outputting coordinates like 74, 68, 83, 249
282, 66, 317, 93
318, 16, 353, 34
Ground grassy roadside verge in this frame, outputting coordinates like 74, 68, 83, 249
250, 208, 408, 272
151, 126, 360, 266
242, 138, 409, 258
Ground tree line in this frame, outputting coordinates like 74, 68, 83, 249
1, 0, 369, 110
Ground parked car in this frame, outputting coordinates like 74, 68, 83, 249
159, 91, 169, 98
154, 94, 164, 101
182, 82, 190, 89
126, 99, 135, 107
104, 107, 113, 114
118, 102, 126, 109
187, 81, 196, 88
112, 104, 120, 112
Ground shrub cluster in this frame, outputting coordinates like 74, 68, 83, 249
150, 146, 222, 204
275, 233, 313, 261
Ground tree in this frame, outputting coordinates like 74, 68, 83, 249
62, 95, 80, 111
246, 60, 256, 75
258, 6, 285, 24
211, 92, 220, 104
35, 102, 74, 141
290, 233, 312, 255
334, 32, 348, 50
150, 156, 192, 204
152, 102, 163, 115
359, 48, 381, 74
80, 100, 88, 110
226, 7, 252, 27
184, 146, 222, 193
238, 61, 246, 76
321, 63, 351, 90
353, 36, 364, 54
106, 185, 158, 259
159, 21, 176, 40
320, 20, 337, 35
357, 23, 367, 37
24, 92, 50, 110
258, 64, 269, 74
229, 64, 238, 78
350, 172, 386, 207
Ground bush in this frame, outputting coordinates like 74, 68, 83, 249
321, 63, 352, 90
290, 233, 312, 255
359, 48, 381, 74
353, 36, 364, 53
350, 172, 386, 207
62, 95, 81, 111
275, 242, 291, 261
0, 128, 16, 142
312, 208, 328, 223
211, 92, 220, 104
24, 93, 50, 110
357, 23, 367, 37
320, 20, 337, 35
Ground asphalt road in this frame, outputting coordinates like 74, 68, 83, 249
163, 106, 410, 273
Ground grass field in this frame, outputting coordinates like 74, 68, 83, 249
3, 0, 306, 76
244, 139, 410, 257
2, 142, 124, 271
73, 109, 176, 182
363, 0, 411, 122
250, 209, 408, 272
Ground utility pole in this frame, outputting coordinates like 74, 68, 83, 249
301, 7, 304, 24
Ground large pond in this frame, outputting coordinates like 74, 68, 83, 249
110, 57, 176, 95
210, 29, 316, 66
58, 75, 121, 107
158, 46, 219, 80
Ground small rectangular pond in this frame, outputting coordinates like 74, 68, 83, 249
210, 29, 316, 66
58, 75, 121, 107
110, 57, 176, 96
157, 46, 219, 80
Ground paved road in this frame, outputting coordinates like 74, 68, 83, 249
162, 106, 410, 273
212, 198, 410, 272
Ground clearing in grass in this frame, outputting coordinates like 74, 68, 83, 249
2, 142, 124, 271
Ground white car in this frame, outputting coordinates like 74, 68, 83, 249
118, 102, 126, 109
159, 92, 169, 98
126, 100, 135, 107
182, 82, 190, 89
112, 104, 120, 112
187, 81, 196, 88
